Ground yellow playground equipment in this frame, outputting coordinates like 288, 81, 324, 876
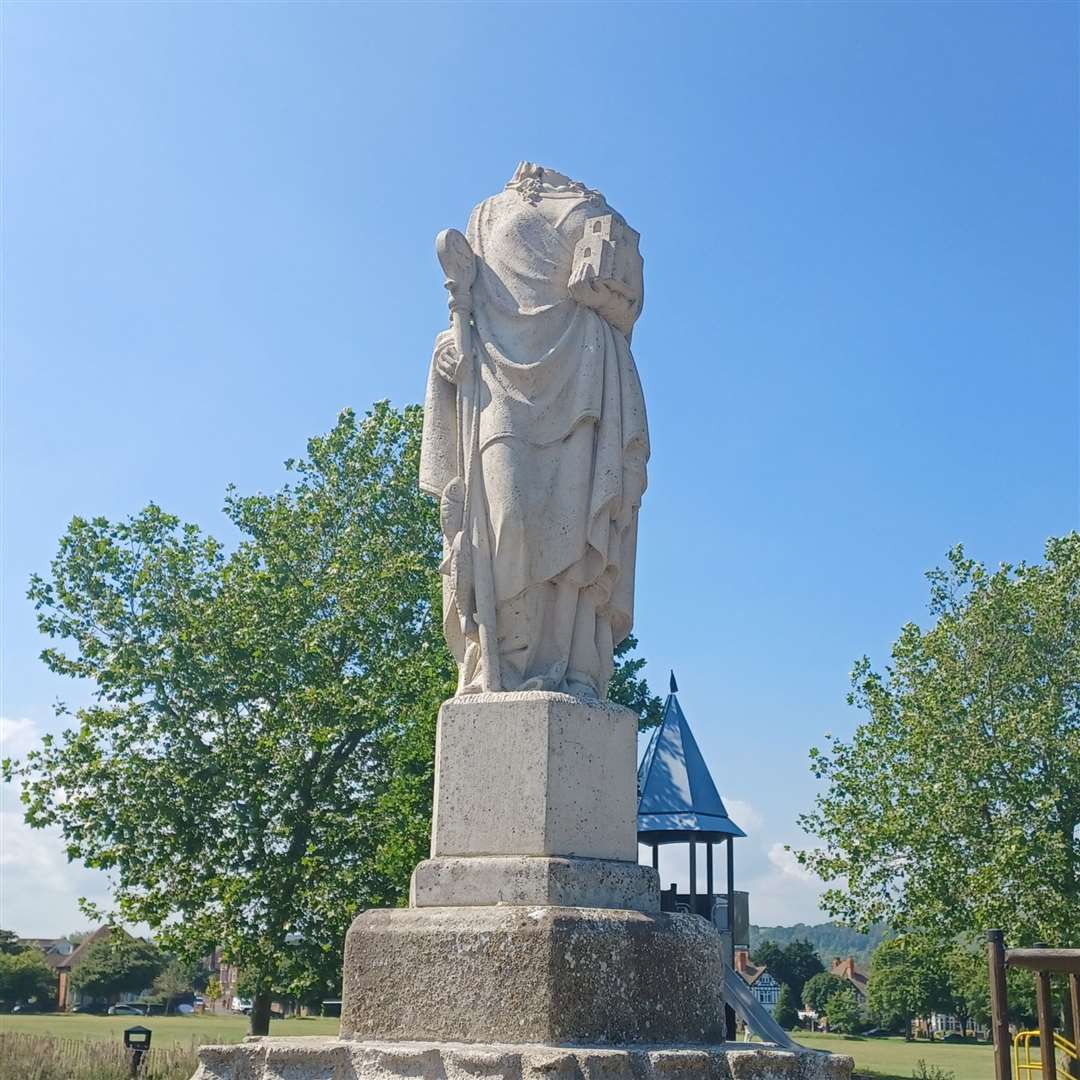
1013, 1029, 1079, 1080
988, 932, 1080, 1080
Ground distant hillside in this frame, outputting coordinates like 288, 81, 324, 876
749, 922, 888, 967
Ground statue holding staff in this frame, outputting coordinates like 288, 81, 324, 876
421, 162, 649, 699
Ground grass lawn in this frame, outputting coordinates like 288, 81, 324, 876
0, 1012, 340, 1049
1, 1016, 996, 1079
791, 1031, 995, 1080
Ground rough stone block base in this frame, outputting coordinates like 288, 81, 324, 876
341, 906, 725, 1044
191, 1038, 854, 1080
410, 856, 659, 912
431, 693, 639, 862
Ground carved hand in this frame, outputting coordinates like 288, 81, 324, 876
568, 263, 640, 337
433, 331, 464, 384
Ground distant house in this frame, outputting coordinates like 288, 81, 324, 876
18, 937, 76, 964
15, 937, 77, 1007
734, 949, 782, 1008
830, 956, 869, 1005
49, 926, 116, 1010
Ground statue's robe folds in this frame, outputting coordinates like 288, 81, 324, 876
421, 181, 649, 697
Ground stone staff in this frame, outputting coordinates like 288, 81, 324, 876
435, 227, 501, 693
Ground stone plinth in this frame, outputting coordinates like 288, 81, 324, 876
431, 693, 639, 862
192, 1038, 855, 1080
410, 855, 659, 912
341, 906, 725, 1045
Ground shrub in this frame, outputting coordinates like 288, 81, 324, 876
912, 1060, 956, 1080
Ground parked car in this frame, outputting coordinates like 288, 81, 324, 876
11, 1003, 40, 1014
107, 1003, 147, 1016
177, 1003, 195, 1015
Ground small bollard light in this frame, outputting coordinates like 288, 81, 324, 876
123, 1025, 151, 1075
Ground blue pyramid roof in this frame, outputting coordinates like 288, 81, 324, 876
637, 683, 745, 840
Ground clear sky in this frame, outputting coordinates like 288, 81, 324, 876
2, 1, 1077, 937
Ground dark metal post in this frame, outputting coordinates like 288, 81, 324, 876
651, 843, 659, 870
706, 841, 714, 900
987, 930, 1013, 1080
688, 841, 697, 905
1035, 944, 1056, 1080
724, 836, 737, 1040
726, 837, 735, 938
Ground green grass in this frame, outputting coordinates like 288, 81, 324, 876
0, 1016, 996, 1079
790, 1032, 995, 1080
0, 1012, 339, 1050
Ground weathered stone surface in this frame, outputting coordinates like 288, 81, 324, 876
191, 1038, 855, 1080
421, 163, 648, 699
341, 906, 726, 1045
431, 694, 639, 863
410, 855, 659, 912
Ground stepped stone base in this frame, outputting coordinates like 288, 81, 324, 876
192, 1037, 854, 1080
410, 856, 659, 912
341, 906, 725, 1045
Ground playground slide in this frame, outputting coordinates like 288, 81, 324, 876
721, 962, 804, 1050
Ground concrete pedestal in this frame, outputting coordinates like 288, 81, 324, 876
429, 693, 641, 862
410, 855, 659, 911
193, 1038, 855, 1080
189, 695, 852, 1080
341, 906, 725, 1045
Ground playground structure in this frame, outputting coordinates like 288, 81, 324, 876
636, 675, 807, 1050
987, 932, 1080, 1080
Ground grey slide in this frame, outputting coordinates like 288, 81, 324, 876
722, 962, 804, 1050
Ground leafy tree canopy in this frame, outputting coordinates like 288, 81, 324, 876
772, 983, 799, 1030
0, 930, 27, 956
152, 958, 196, 1013
798, 536, 1080, 945
0, 949, 56, 1008
802, 971, 848, 1013
751, 939, 824, 1003
866, 936, 951, 1036
825, 987, 862, 1034
610, 635, 663, 730
7, 402, 661, 1032
69, 933, 164, 1000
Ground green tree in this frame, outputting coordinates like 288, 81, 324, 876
11, 404, 451, 1033
942, 944, 989, 1037
609, 635, 663, 730
8, 403, 661, 1035
69, 933, 164, 1002
0, 949, 56, 1009
152, 958, 195, 1014
0, 931, 27, 956
803, 971, 848, 1014
867, 937, 951, 1039
751, 939, 825, 1003
825, 987, 862, 1034
204, 975, 223, 1010
773, 983, 799, 1029
798, 536, 1080, 945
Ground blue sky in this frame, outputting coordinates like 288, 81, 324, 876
2, 1, 1077, 936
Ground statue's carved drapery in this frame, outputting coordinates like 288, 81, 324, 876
421, 164, 649, 698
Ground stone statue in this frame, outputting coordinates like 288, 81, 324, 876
193, 163, 854, 1080
420, 162, 649, 699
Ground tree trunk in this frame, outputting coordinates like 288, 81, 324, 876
249, 991, 273, 1036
